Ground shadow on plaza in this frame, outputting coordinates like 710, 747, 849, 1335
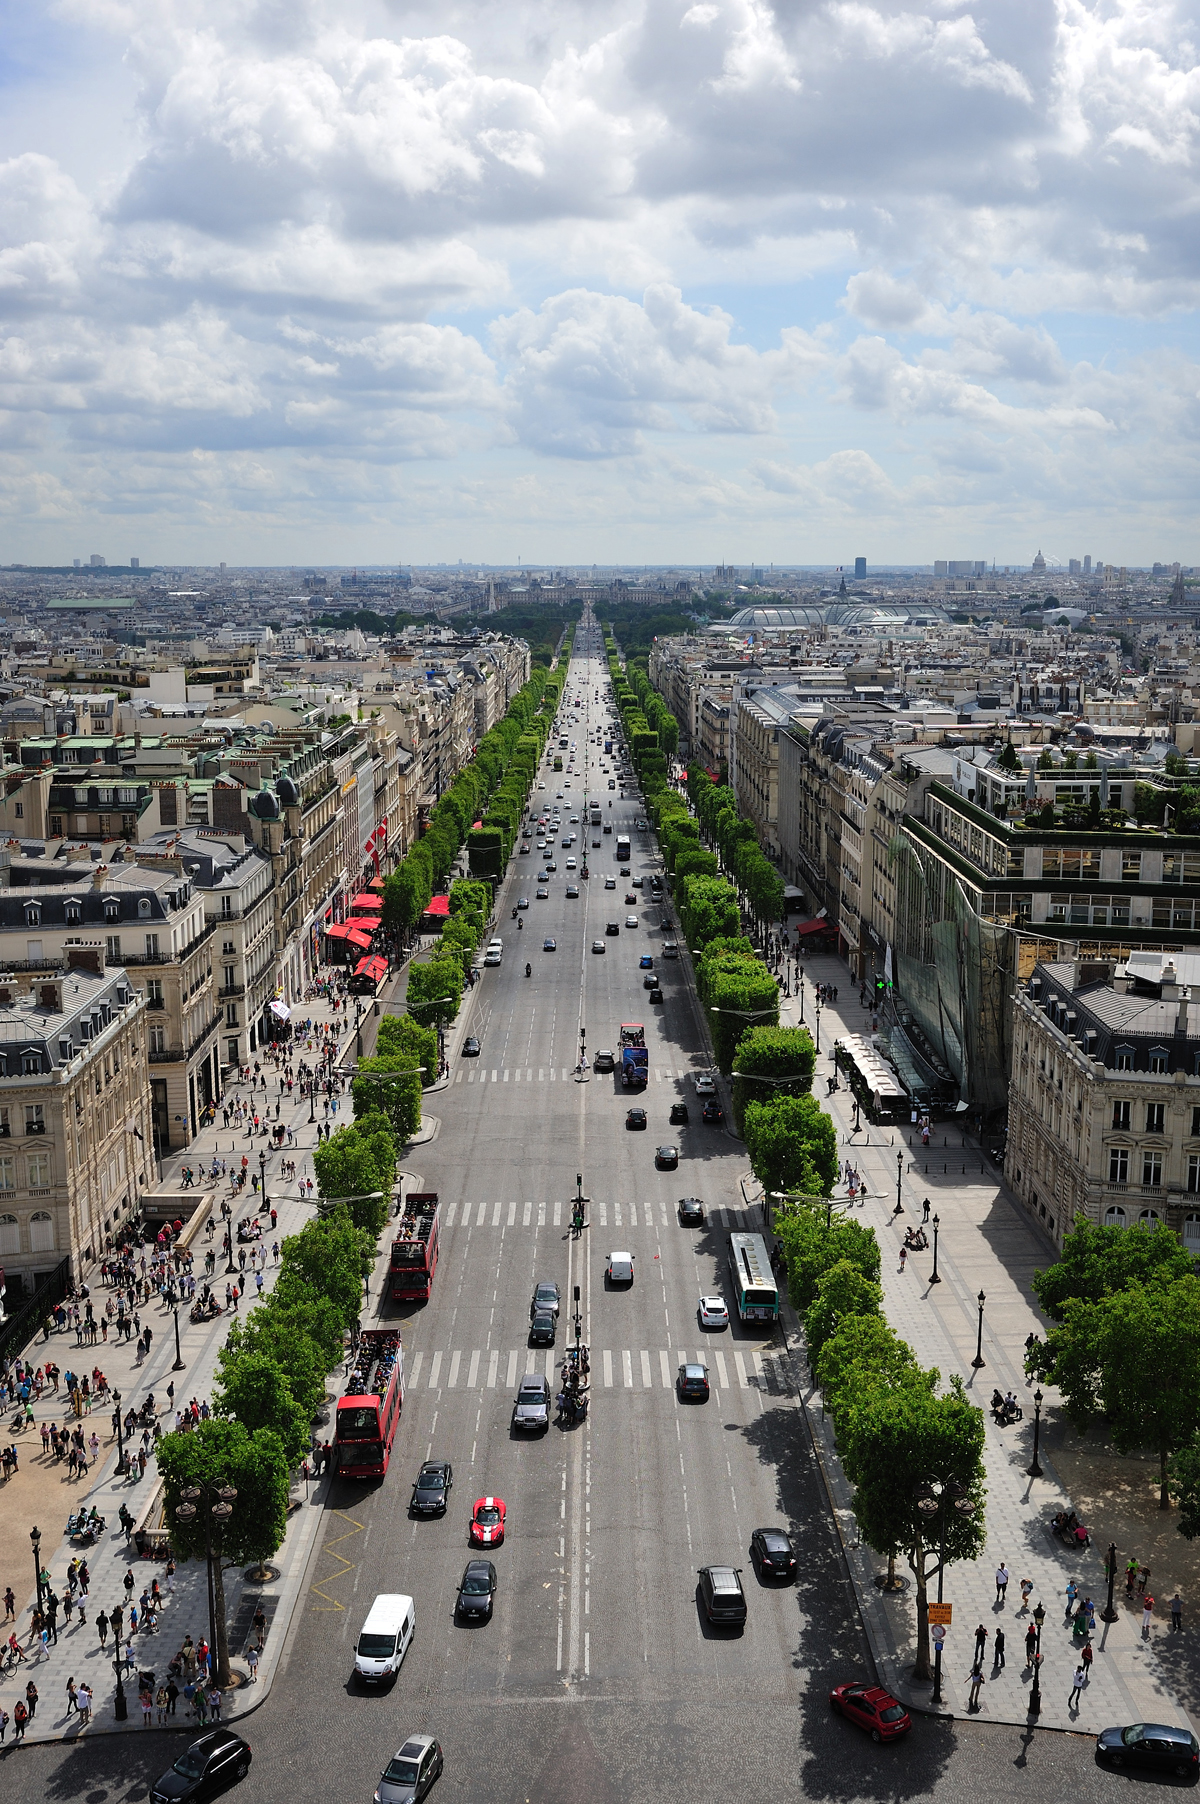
28, 1727, 185, 1801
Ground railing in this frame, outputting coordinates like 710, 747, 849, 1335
147, 1012, 222, 1065
0, 1254, 73, 1369
218, 984, 245, 999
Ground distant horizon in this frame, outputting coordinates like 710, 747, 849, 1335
2, 561, 1183, 579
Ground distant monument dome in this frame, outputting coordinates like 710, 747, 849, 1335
724, 601, 948, 632
1032, 550, 1047, 572
277, 774, 300, 808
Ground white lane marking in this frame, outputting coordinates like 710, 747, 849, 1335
545, 1350, 555, 1380
615, 1204, 623, 1226
491, 1070, 498, 1083
734, 1351, 749, 1389
523, 1201, 532, 1228
599, 1202, 608, 1227
715, 1351, 730, 1389
428, 1351, 442, 1388
448, 1350, 461, 1388
550, 1069, 556, 1082
513, 1069, 520, 1083
622, 1349, 633, 1388
409, 1351, 424, 1386
553, 1201, 562, 1227
660, 1350, 671, 1387
487, 1350, 499, 1389
539, 1068, 545, 1081
467, 1350, 480, 1388
504, 1070, 510, 1083
527, 1069, 533, 1082
491, 1199, 501, 1226
476, 1200, 487, 1227
753, 1351, 766, 1388
507, 1200, 516, 1227
603, 1350, 613, 1387
467, 1071, 474, 1084
506, 1350, 518, 1388
538, 1201, 546, 1228
443, 1202, 457, 1229
640, 1350, 652, 1388
455, 1070, 462, 1084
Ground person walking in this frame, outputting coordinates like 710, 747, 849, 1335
992, 1627, 1005, 1670
1142, 1595, 1155, 1638
1138, 1564, 1151, 1596
65, 1675, 78, 1715
12, 1699, 27, 1744
1024, 1622, 1037, 1666
1126, 1558, 1139, 1596
4, 1586, 15, 1622
1019, 1577, 1033, 1613
140, 1684, 153, 1726
0, 1705, 8, 1743
967, 1666, 985, 1711
1069, 1664, 1086, 1708
1081, 1639, 1094, 1677
246, 1643, 259, 1683
995, 1562, 1010, 1604
1171, 1592, 1183, 1632
24, 1678, 38, 1722
974, 1623, 988, 1663
77, 1682, 92, 1726
208, 1685, 222, 1723
1065, 1578, 1078, 1617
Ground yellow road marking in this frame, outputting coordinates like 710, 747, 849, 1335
308, 1510, 365, 1612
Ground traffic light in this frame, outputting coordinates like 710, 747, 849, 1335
874, 975, 887, 997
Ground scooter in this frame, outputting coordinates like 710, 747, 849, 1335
525, 963, 532, 978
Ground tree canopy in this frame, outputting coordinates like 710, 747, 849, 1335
1032, 1216, 1194, 1322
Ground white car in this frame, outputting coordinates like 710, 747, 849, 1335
699, 1295, 729, 1330
694, 1074, 717, 1096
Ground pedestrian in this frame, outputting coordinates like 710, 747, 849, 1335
77, 1682, 91, 1726
208, 1685, 221, 1723
974, 1623, 988, 1662
97, 1612, 107, 1650
0, 1705, 7, 1742
12, 1700, 27, 1744
1081, 1639, 1094, 1675
4, 1585, 14, 1621
123, 1567, 135, 1602
1065, 1578, 1078, 1617
993, 1627, 1005, 1670
1172, 1592, 1183, 1632
140, 1684, 153, 1726
1019, 1577, 1033, 1612
1138, 1564, 1151, 1595
65, 1675, 78, 1715
246, 1643, 259, 1682
1069, 1664, 1086, 1708
898, 1245, 907, 1273
995, 1562, 1009, 1603
1024, 1622, 1037, 1666
25, 1678, 38, 1721
166, 1677, 179, 1716
967, 1666, 985, 1710
156, 1684, 170, 1725
1125, 1557, 1138, 1595
1143, 1595, 1155, 1638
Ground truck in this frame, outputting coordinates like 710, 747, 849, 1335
390, 1193, 440, 1301
620, 1022, 648, 1088
589, 803, 602, 826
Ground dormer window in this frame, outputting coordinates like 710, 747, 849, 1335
1115, 1044, 1134, 1071
21, 1053, 41, 1077
104, 900, 119, 922
138, 897, 151, 918
1150, 1047, 1169, 1074
64, 900, 82, 925
24, 904, 40, 927
59, 1038, 72, 1061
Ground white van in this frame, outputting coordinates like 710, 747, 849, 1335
355, 1593, 416, 1685
484, 939, 503, 967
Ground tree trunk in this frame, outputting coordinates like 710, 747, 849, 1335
911, 1539, 931, 1681
213, 1557, 234, 1688
1161, 1446, 1172, 1510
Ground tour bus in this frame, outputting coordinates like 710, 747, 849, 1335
615, 835, 631, 863
726, 1232, 780, 1323
335, 1330, 404, 1477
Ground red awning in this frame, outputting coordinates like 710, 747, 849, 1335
368, 876, 385, 892
424, 895, 450, 918
346, 926, 375, 950
353, 954, 388, 980
794, 918, 832, 936
324, 922, 351, 940
350, 892, 383, 913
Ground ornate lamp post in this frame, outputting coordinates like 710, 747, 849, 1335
972, 1290, 987, 1369
113, 1386, 127, 1475
1029, 1600, 1046, 1715
29, 1525, 43, 1614
1101, 1542, 1120, 1623
914, 1479, 976, 1705
172, 1302, 186, 1372
893, 1149, 905, 1215
111, 1608, 128, 1720
1026, 1388, 1044, 1478
929, 1214, 941, 1284
175, 1481, 237, 1688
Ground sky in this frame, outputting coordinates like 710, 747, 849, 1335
0, 0, 1197, 569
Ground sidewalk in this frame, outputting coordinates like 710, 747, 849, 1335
772, 950, 1195, 1736
0, 967, 381, 1743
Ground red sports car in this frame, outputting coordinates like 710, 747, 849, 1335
829, 1682, 911, 1742
470, 1497, 506, 1547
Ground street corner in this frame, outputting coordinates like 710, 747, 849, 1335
409, 1115, 440, 1145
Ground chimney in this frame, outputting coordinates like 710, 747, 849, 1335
36, 978, 63, 1013
92, 863, 107, 889
1162, 960, 1180, 1000
65, 943, 105, 976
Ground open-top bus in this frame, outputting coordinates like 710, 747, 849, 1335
335, 1329, 404, 1477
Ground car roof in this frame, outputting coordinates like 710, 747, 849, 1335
682, 1362, 708, 1376
192, 1730, 242, 1755
757, 1527, 792, 1544
702, 1565, 741, 1585
395, 1736, 436, 1759
701, 1295, 725, 1306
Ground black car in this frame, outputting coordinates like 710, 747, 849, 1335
411, 1459, 453, 1515
669, 1102, 689, 1125
643, 973, 658, 990
678, 1196, 705, 1224
648, 986, 663, 1004
626, 1107, 648, 1130
150, 1732, 252, 1804
594, 1049, 615, 1072
701, 1097, 723, 1122
457, 1559, 497, 1622
1097, 1724, 1200, 1776
529, 1310, 556, 1347
462, 1037, 481, 1058
655, 1145, 679, 1169
751, 1527, 797, 1579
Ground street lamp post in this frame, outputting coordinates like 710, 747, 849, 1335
972, 1289, 987, 1369
258, 1149, 267, 1212
893, 1150, 904, 1215
1026, 1387, 1044, 1478
111, 1608, 127, 1720
29, 1525, 43, 1615
798, 972, 805, 1024
914, 1479, 976, 1704
1029, 1600, 1046, 1715
1101, 1541, 1120, 1623
175, 1481, 237, 1687
172, 1303, 186, 1372
929, 1213, 941, 1284
308, 1079, 316, 1125
113, 1386, 127, 1475
814, 994, 821, 1054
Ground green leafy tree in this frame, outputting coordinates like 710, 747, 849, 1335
816, 1314, 925, 1430
1032, 1216, 1193, 1322
221, 1311, 331, 1419
350, 1055, 422, 1144
375, 1013, 438, 1089
744, 1093, 838, 1199
730, 1025, 815, 1133
706, 967, 779, 1071
278, 1209, 368, 1329
157, 1420, 290, 1683
1168, 1435, 1200, 1538
406, 957, 463, 1027
212, 1350, 310, 1468
313, 1121, 393, 1237
995, 740, 1021, 773
840, 1378, 986, 1678
1031, 1276, 1200, 1506
804, 1261, 882, 1366
775, 1208, 880, 1310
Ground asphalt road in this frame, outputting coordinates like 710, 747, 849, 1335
4, 630, 1134, 1801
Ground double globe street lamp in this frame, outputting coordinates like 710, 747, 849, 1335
175, 1481, 237, 1688
913, 1478, 976, 1705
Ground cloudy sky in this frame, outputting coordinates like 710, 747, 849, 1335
0, 0, 1197, 567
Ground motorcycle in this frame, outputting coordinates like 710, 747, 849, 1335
517, 918, 523, 929
66, 1510, 105, 1545
525, 963, 532, 978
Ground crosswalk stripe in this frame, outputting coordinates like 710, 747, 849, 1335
487, 1350, 499, 1389
550, 1068, 556, 1081
507, 1200, 516, 1227
491, 1070, 498, 1083
455, 1070, 463, 1084
522, 1201, 532, 1228
448, 1350, 461, 1388
660, 1350, 671, 1388
603, 1350, 613, 1387
539, 1068, 545, 1081
491, 1199, 501, 1226
734, 1351, 749, 1389
476, 1200, 487, 1227
544, 1350, 555, 1380
715, 1352, 729, 1389
599, 1202, 609, 1226
553, 1201, 562, 1226
752, 1352, 765, 1387
467, 1350, 480, 1387
623, 1349, 633, 1388
410, 1348, 773, 1392
504, 1069, 510, 1082
538, 1201, 546, 1228
506, 1350, 518, 1388
630, 1203, 638, 1226
640, 1350, 652, 1387
428, 1351, 442, 1388
512, 1069, 517, 1082
409, 1351, 423, 1386
527, 1069, 532, 1082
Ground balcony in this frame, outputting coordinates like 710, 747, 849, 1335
218, 984, 245, 999
147, 1012, 222, 1065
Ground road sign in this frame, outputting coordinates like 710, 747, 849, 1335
927, 1602, 953, 1626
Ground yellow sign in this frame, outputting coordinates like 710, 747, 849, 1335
927, 1602, 953, 1626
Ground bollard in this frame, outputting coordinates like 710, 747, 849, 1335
944, 1163, 947, 1173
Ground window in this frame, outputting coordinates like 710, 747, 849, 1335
58, 1038, 71, 1062
1142, 1152, 1163, 1188
149, 1025, 165, 1053
105, 935, 121, 960
104, 900, 120, 923
138, 897, 151, 918
1138, 1208, 1162, 1228
1115, 1045, 1134, 1071
0, 1212, 17, 1254
29, 1210, 54, 1252
23, 904, 39, 927
49, 816, 62, 837
1105, 1205, 1128, 1228
1112, 1101, 1131, 1132
26, 1152, 50, 1188
65, 901, 81, 924
1149, 1048, 1169, 1074
1192, 1106, 1200, 1138
24, 1104, 44, 1135
145, 934, 159, 957
221, 896, 233, 917
227, 1037, 240, 1063
146, 979, 163, 1005
1109, 1147, 1129, 1184
225, 1005, 238, 1027
1186, 1213, 1200, 1247
13, 801, 23, 818
1146, 1103, 1165, 1134
1189, 1158, 1200, 1195
0, 1108, 10, 1138
21, 1052, 40, 1076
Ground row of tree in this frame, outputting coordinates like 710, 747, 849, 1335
1028, 1216, 1200, 1524
686, 767, 785, 929
780, 1204, 987, 1681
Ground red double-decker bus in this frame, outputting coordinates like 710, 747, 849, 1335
335, 1329, 403, 1478
390, 1194, 440, 1302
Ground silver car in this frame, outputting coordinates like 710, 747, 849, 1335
374, 1737, 443, 1804
512, 1372, 551, 1433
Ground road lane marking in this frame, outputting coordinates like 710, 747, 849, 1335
622, 1349, 633, 1387
599, 1203, 608, 1226
602, 1350, 613, 1387
507, 1200, 516, 1227
448, 1350, 460, 1388
630, 1204, 638, 1226
715, 1352, 729, 1389
659, 1350, 671, 1387
506, 1350, 517, 1388
753, 1351, 765, 1388
550, 1069, 556, 1081
443, 1202, 456, 1228
538, 1201, 546, 1228
539, 1068, 545, 1081
545, 1350, 555, 1379
308, 1510, 364, 1613
553, 1201, 562, 1226
522, 1202, 531, 1227
467, 1350, 480, 1387
476, 1200, 487, 1226
428, 1351, 442, 1388
734, 1351, 749, 1388
408, 1351, 423, 1386
640, 1350, 652, 1387
504, 1069, 510, 1082
486, 1349, 499, 1388
491, 1069, 498, 1082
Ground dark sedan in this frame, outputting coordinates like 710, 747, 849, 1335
1097, 1724, 1200, 1776
669, 1102, 689, 1125
751, 1527, 797, 1579
456, 1560, 497, 1622
529, 1311, 556, 1347
655, 1145, 679, 1169
678, 1196, 705, 1225
410, 1459, 453, 1516
150, 1732, 252, 1804
626, 1107, 648, 1130
462, 1037, 481, 1058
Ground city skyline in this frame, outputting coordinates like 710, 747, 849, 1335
0, 1, 1196, 564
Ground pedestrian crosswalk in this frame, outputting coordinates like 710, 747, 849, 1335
456, 1066, 706, 1086
435, 1200, 752, 1233
403, 1344, 792, 1395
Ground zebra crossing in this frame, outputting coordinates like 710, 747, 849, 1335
404, 1344, 792, 1395
436, 1199, 751, 1232
456, 1066, 704, 1085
